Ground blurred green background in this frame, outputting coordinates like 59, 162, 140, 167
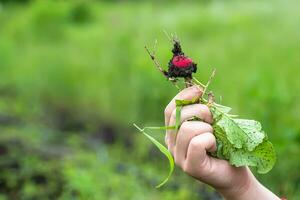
0, 0, 299, 199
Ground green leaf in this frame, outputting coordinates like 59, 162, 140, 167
233, 119, 265, 151
210, 104, 276, 174
175, 106, 182, 130
175, 97, 199, 106
213, 103, 232, 114
133, 124, 174, 188
212, 107, 265, 151
229, 141, 276, 174
143, 126, 176, 131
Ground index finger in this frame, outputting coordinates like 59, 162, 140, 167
164, 85, 203, 126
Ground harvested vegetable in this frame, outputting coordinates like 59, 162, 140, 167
135, 34, 276, 188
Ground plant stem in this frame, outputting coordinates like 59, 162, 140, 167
193, 77, 206, 87
144, 45, 167, 78
145, 45, 181, 90
184, 77, 193, 88
203, 69, 216, 95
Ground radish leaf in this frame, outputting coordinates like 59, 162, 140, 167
133, 124, 174, 188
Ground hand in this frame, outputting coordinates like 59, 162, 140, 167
164, 86, 280, 200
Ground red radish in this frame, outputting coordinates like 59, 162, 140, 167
172, 55, 193, 68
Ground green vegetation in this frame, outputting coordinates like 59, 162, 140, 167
210, 103, 276, 174
0, 0, 299, 199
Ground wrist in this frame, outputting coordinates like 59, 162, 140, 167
216, 167, 255, 200
216, 167, 280, 200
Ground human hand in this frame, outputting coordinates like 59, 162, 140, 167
164, 86, 280, 200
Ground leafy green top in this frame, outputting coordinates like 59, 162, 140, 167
134, 97, 276, 188
210, 104, 276, 174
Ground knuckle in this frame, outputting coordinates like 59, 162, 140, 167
170, 109, 177, 122
189, 137, 202, 150
189, 137, 203, 154
202, 122, 213, 133
179, 122, 191, 133
198, 104, 212, 120
173, 152, 181, 166
207, 132, 215, 140
164, 135, 168, 146
182, 162, 190, 173
201, 104, 211, 115
182, 164, 189, 173
164, 107, 172, 117
168, 146, 174, 156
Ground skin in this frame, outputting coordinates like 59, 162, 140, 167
164, 86, 280, 200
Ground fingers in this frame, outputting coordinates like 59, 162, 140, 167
186, 132, 217, 164
169, 120, 248, 188
166, 103, 212, 151
183, 132, 217, 177
169, 103, 213, 126
173, 121, 213, 166
164, 85, 202, 126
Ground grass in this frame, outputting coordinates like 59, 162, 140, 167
0, 0, 299, 199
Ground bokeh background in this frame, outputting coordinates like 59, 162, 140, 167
0, 0, 299, 199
